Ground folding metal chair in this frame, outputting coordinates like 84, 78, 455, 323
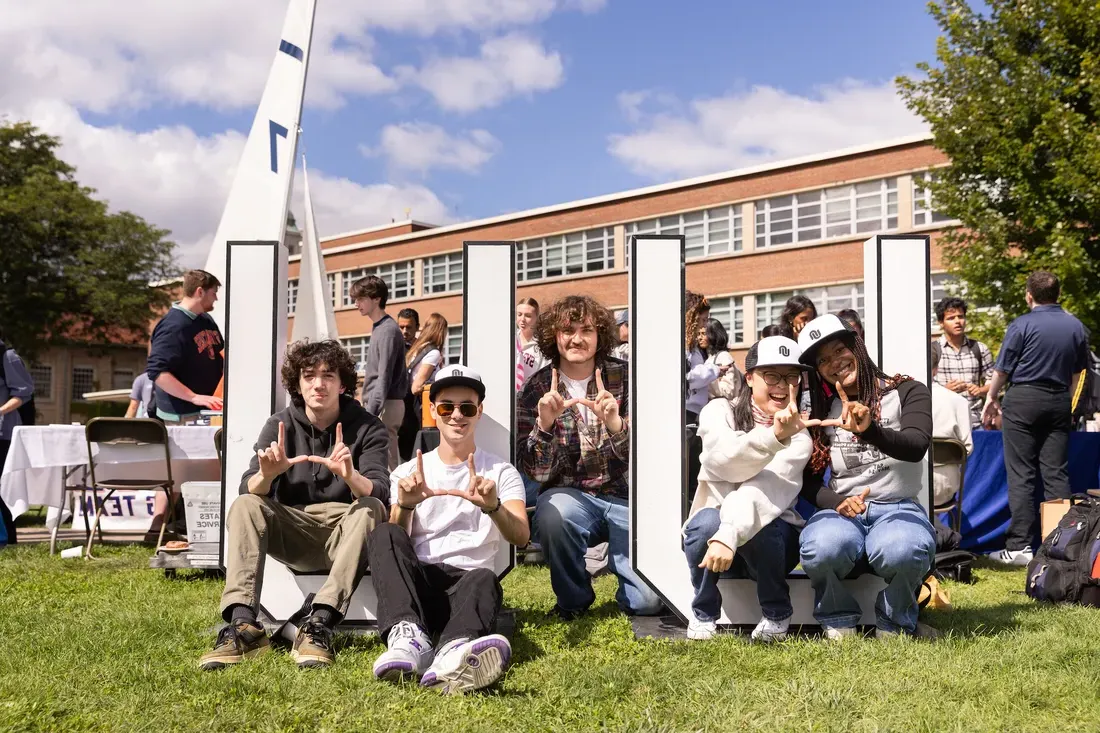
83, 418, 174, 559
932, 437, 968, 534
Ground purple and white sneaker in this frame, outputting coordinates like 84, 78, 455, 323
420, 634, 512, 695
372, 621, 434, 682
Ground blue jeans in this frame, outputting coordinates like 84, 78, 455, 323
682, 508, 799, 623
535, 487, 664, 616
799, 499, 935, 634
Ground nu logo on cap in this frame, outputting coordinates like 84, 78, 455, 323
779, 345, 790, 357
809, 329, 822, 340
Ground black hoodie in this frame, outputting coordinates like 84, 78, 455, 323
239, 395, 391, 506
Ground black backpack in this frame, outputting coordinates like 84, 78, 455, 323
0, 346, 36, 427
1025, 496, 1100, 607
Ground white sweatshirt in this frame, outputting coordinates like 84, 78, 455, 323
686, 349, 721, 416
685, 398, 812, 551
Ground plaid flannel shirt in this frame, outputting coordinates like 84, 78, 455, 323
933, 335, 994, 427
516, 358, 630, 499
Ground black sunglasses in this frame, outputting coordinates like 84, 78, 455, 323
435, 402, 479, 418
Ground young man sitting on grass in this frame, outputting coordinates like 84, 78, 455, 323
200, 340, 391, 671
369, 365, 529, 695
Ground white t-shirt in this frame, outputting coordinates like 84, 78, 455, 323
389, 448, 525, 572
559, 372, 595, 426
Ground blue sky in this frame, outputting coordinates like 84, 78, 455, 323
1, 0, 940, 264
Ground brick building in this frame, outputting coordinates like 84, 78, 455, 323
288, 134, 955, 368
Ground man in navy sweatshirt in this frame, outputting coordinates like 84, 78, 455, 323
146, 269, 225, 423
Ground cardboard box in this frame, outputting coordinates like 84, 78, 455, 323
182, 481, 222, 545
1041, 499, 1074, 541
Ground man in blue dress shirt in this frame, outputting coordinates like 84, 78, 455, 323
982, 272, 1090, 565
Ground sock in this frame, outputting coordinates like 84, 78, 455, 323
226, 604, 257, 626
310, 604, 341, 629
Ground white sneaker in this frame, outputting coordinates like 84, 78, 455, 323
373, 621, 434, 682
419, 634, 512, 695
823, 625, 857, 641
751, 616, 791, 643
686, 618, 717, 640
986, 547, 1034, 566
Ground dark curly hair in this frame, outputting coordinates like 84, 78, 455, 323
804, 329, 911, 473
535, 295, 618, 365
281, 339, 359, 406
778, 295, 817, 339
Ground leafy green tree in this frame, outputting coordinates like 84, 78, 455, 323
0, 121, 177, 359
898, 0, 1100, 348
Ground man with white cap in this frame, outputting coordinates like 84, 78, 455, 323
368, 364, 529, 695
682, 336, 820, 641
795, 314, 935, 639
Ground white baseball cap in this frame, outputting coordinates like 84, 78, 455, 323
429, 364, 486, 402
744, 336, 810, 371
797, 314, 854, 365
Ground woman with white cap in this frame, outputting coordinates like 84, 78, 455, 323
681, 336, 820, 641
795, 314, 935, 640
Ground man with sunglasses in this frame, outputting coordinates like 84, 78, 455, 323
369, 365, 529, 695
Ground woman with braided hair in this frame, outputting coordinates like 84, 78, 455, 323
795, 314, 935, 640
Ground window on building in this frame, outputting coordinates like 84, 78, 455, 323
754, 291, 796, 337
287, 278, 299, 315
112, 369, 134, 390
341, 337, 371, 373
340, 261, 416, 306
424, 252, 463, 294
796, 283, 865, 319
515, 227, 614, 282
707, 296, 745, 345
71, 367, 96, 402
327, 272, 338, 307
625, 205, 743, 262
29, 365, 52, 401
755, 178, 898, 248
913, 172, 952, 227
445, 325, 463, 364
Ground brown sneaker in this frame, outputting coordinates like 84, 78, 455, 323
291, 620, 335, 668
199, 622, 270, 670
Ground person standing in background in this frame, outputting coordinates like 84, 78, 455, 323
397, 309, 420, 350
146, 269, 224, 423
612, 310, 630, 361
352, 275, 409, 470
836, 309, 864, 341
982, 272, 1090, 566
516, 298, 547, 392
933, 297, 994, 429
0, 333, 34, 545
397, 314, 448, 461
700, 318, 739, 401
778, 295, 817, 341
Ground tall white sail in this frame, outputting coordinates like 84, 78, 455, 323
290, 157, 338, 342
203, 0, 317, 330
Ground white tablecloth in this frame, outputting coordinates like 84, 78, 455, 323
0, 424, 221, 520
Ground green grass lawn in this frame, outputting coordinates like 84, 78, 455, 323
2, 544, 1100, 732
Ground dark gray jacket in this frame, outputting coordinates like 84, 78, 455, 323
362, 313, 408, 415
239, 395, 391, 506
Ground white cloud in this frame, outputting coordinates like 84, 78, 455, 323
402, 34, 564, 113
363, 123, 501, 174
14, 100, 451, 267
608, 80, 929, 179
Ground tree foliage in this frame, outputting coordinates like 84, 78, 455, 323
898, 0, 1100, 348
0, 121, 177, 359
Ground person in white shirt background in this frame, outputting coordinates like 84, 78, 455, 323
700, 318, 740, 401
369, 365, 529, 695
685, 293, 729, 497
516, 297, 548, 392
682, 337, 818, 642
612, 309, 630, 361
930, 342, 973, 506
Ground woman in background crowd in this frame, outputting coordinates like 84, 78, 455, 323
516, 298, 548, 392
778, 295, 818, 340
700, 318, 740, 401
836, 309, 865, 340
796, 315, 935, 640
686, 293, 727, 496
